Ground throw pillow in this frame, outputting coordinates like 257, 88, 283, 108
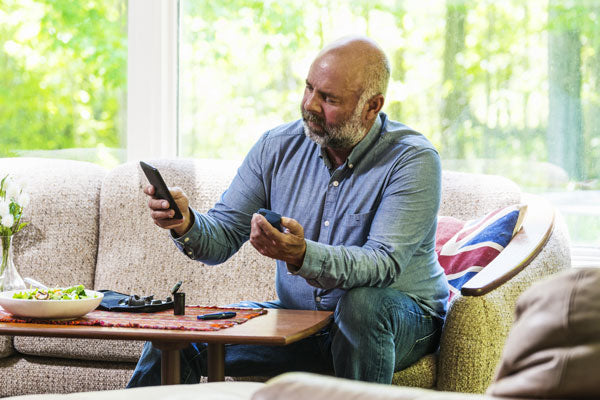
436, 204, 527, 300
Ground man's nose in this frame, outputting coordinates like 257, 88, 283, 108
303, 92, 321, 114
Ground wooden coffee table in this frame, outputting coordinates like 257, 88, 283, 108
0, 308, 332, 385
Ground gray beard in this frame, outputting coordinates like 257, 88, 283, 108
302, 109, 367, 149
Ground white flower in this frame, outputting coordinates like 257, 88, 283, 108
5, 178, 20, 201
1, 213, 14, 228
0, 200, 8, 217
18, 191, 30, 208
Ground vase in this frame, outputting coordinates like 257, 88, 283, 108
0, 235, 26, 292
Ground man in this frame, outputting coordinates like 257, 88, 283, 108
128, 36, 449, 387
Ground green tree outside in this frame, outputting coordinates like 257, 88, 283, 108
0, 0, 127, 168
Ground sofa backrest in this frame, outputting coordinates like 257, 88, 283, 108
440, 170, 521, 220
93, 158, 277, 306
0, 157, 107, 289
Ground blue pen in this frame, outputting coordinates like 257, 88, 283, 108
197, 311, 237, 320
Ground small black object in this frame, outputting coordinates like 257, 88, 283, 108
140, 161, 183, 219
142, 295, 154, 303
171, 281, 183, 294
174, 292, 185, 315
98, 290, 174, 313
197, 311, 237, 320
257, 208, 283, 232
127, 295, 146, 307
166, 296, 172, 303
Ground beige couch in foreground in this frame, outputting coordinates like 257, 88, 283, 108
4, 372, 529, 400
0, 157, 570, 397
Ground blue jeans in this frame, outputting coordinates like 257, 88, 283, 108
126, 287, 442, 387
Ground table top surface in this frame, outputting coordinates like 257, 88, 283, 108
0, 308, 333, 346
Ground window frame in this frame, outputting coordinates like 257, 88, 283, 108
126, 0, 179, 161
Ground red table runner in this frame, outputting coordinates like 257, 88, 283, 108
0, 306, 267, 331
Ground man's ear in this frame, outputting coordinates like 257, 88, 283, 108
363, 94, 385, 122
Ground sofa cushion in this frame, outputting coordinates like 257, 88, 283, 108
0, 355, 135, 398
0, 158, 108, 361
436, 204, 527, 300
392, 353, 436, 388
13, 337, 144, 363
440, 171, 521, 220
0, 336, 13, 359
0, 158, 107, 288
93, 159, 277, 306
4, 380, 264, 400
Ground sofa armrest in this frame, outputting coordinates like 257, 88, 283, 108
437, 198, 571, 393
460, 194, 555, 296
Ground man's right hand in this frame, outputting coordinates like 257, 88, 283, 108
144, 184, 193, 236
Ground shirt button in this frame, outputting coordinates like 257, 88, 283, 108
324, 221, 330, 227
187, 251, 193, 256
184, 237, 190, 243
315, 296, 322, 303
348, 163, 354, 169
332, 181, 339, 187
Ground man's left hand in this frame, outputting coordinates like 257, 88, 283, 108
250, 213, 306, 270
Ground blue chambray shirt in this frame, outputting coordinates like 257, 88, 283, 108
173, 113, 449, 318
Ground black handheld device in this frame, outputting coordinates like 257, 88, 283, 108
257, 208, 283, 232
140, 161, 183, 219
197, 311, 237, 320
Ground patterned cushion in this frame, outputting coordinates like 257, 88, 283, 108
436, 204, 527, 300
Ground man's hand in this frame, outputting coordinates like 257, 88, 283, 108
250, 213, 307, 270
144, 185, 193, 236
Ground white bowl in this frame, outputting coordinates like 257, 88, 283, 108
0, 289, 103, 319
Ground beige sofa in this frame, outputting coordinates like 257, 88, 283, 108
4, 372, 527, 400
0, 157, 570, 398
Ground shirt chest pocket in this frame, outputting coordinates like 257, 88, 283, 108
343, 209, 376, 227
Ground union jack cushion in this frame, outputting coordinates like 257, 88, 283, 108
436, 204, 527, 300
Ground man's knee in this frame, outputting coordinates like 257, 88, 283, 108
334, 287, 390, 327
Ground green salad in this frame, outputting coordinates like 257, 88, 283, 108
12, 285, 95, 301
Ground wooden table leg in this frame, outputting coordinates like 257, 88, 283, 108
160, 347, 180, 385
152, 341, 188, 385
152, 341, 226, 384
207, 343, 225, 382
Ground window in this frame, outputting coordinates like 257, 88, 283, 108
178, 0, 600, 249
2, 1, 598, 251
0, 0, 127, 168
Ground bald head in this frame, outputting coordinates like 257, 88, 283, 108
301, 36, 389, 153
315, 36, 391, 99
